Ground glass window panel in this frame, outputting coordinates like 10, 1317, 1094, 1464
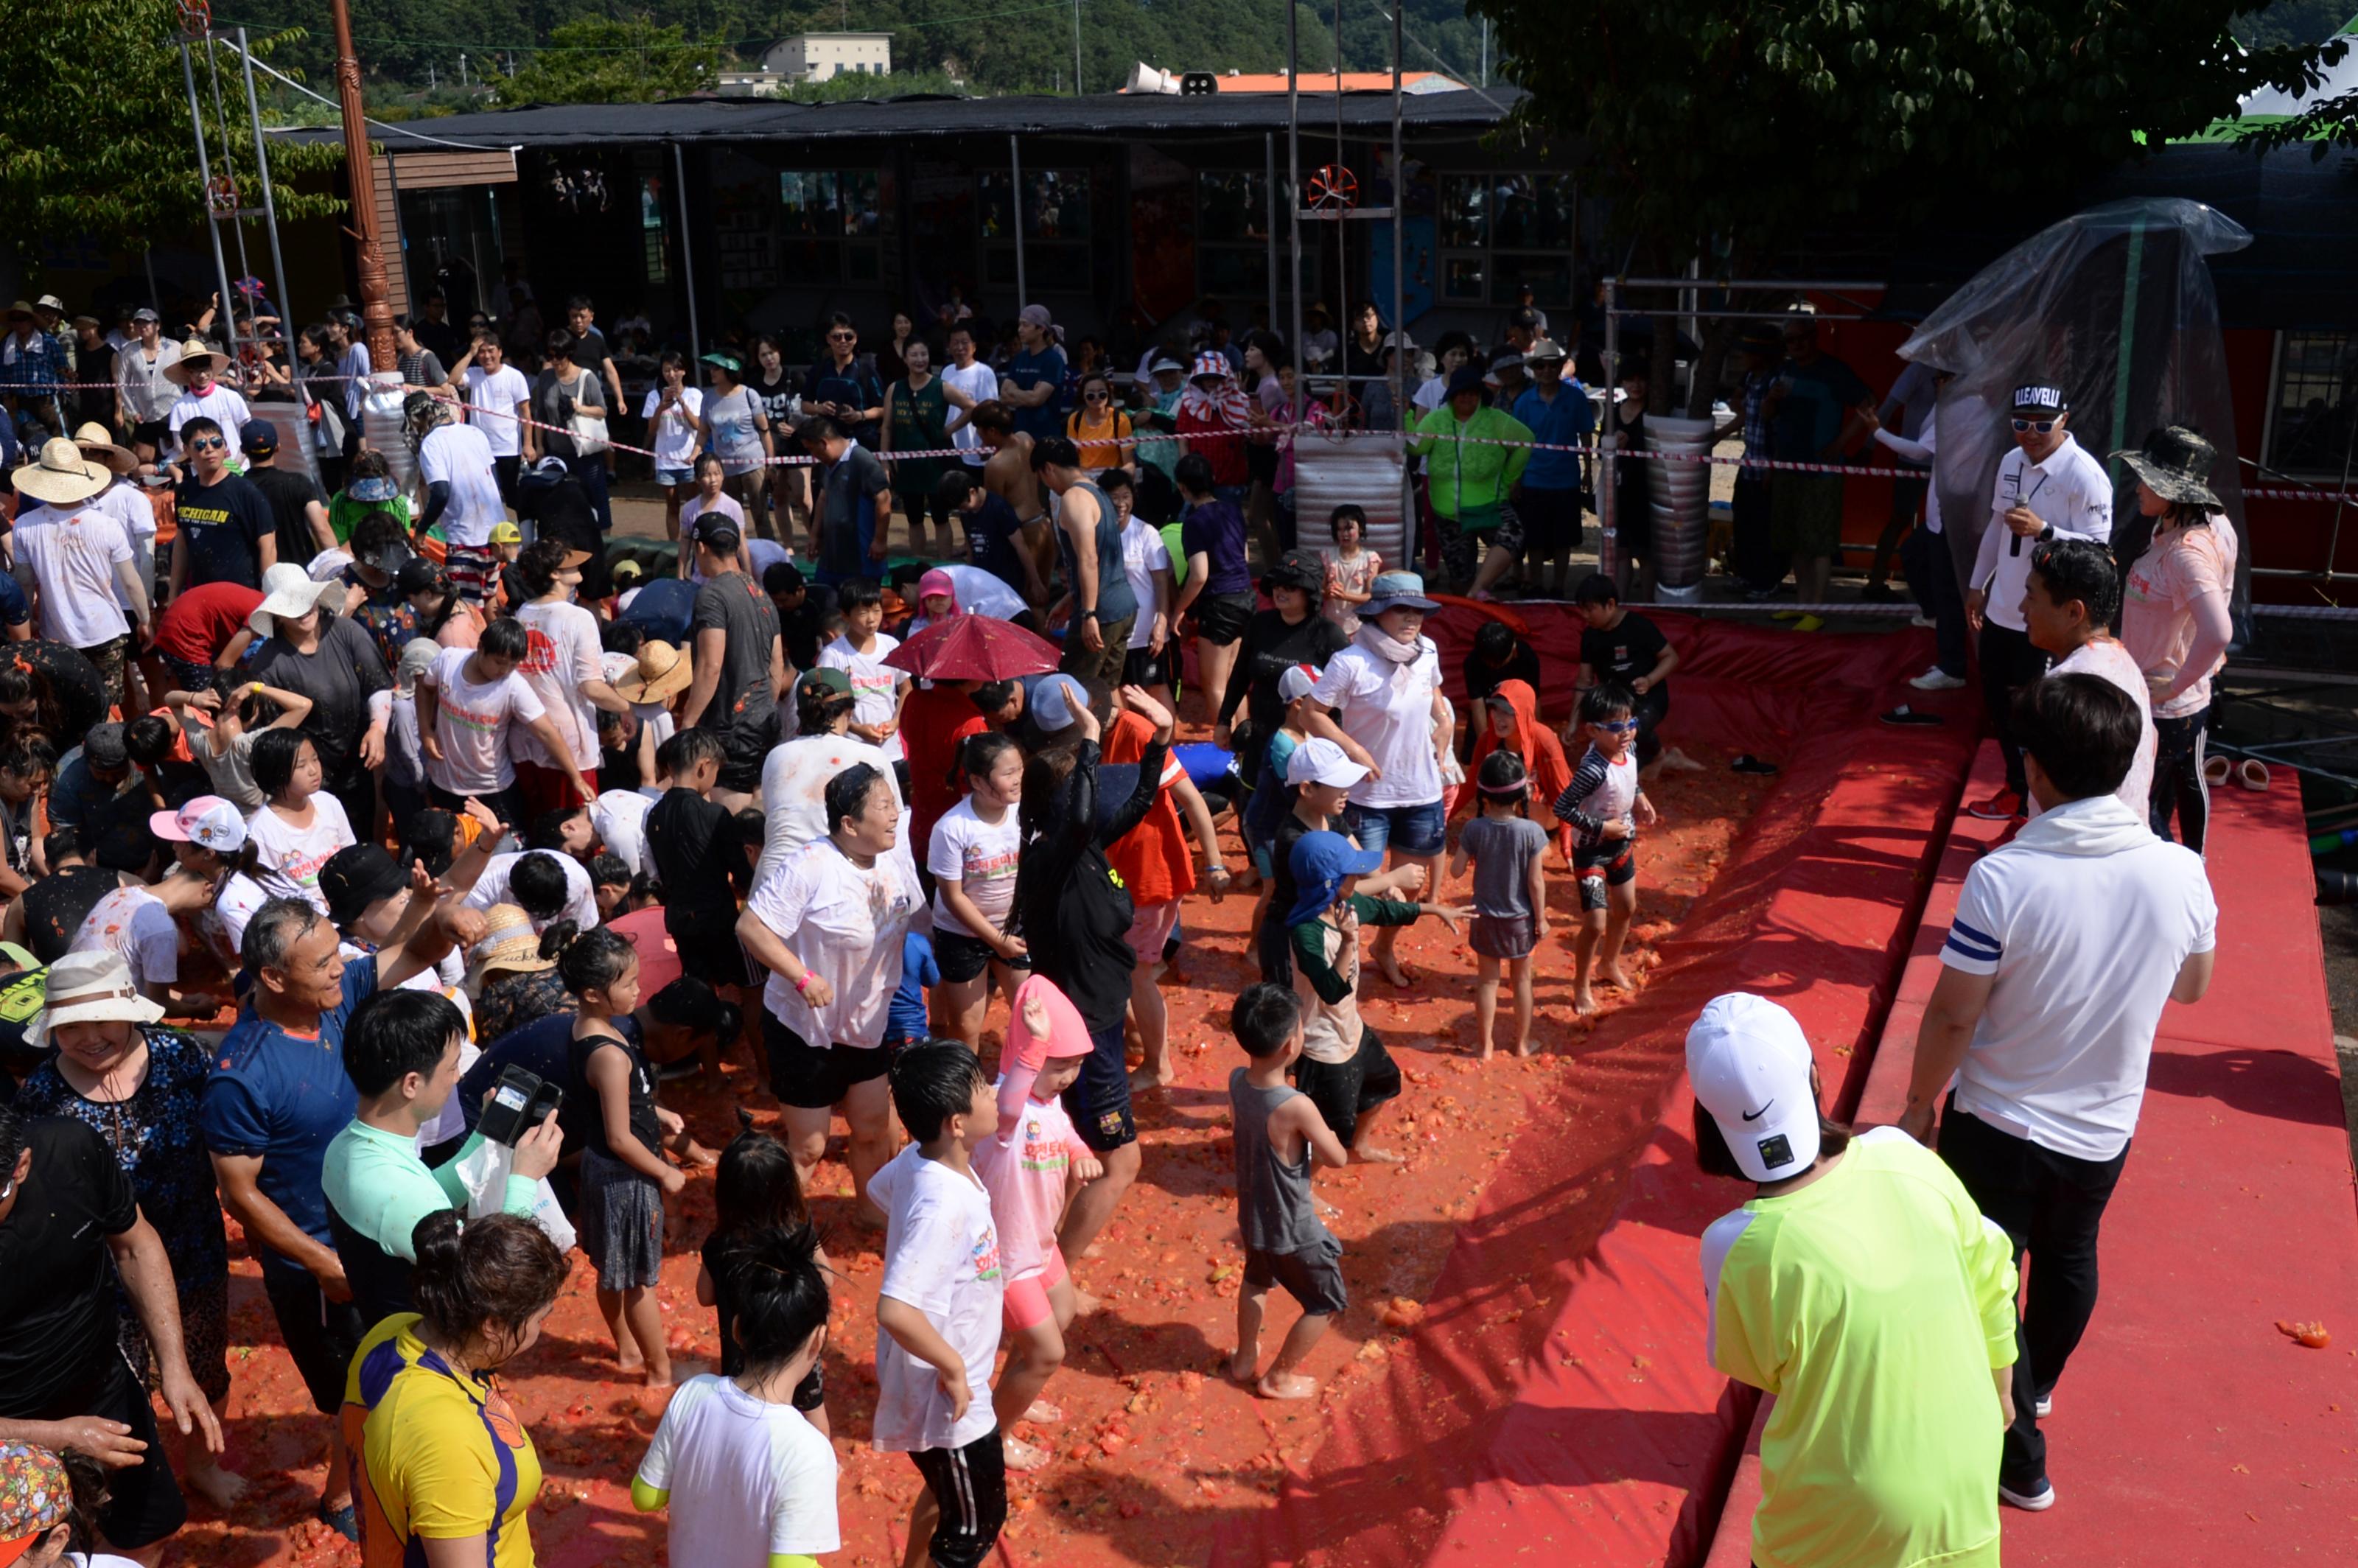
1026, 170, 1091, 241
1489, 174, 1575, 251
847, 244, 881, 283
1200, 246, 1262, 295
2270, 330, 2358, 475
1491, 253, 1572, 310
779, 171, 843, 239
1027, 245, 1092, 292
1443, 254, 1486, 302
1440, 175, 1487, 249
978, 172, 1016, 239
1198, 171, 1268, 245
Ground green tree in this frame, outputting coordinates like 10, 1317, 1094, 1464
0, 0, 346, 264
493, 16, 726, 103
1471, 0, 2345, 413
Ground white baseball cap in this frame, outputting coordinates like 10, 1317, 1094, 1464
1276, 662, 1323, 704
1686, 993, 1822, 1183
150, 794, 248, 855
1284, 736, 1368, 790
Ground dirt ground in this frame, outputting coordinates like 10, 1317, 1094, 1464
174, 729, 1773, 1568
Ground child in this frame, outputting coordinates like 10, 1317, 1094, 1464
1319, 504, 1382, 637
166, 671, 315, 815
697, 1128, 830, 1435
928, 731, 1026, 1048
1226, 982, 1349, 1399
820, 579, 910, 763
1256, 735, 1385, 985
245, 727, 357, 913
1241, 663, 1322, 895
646, 729, 758, 1065
677, 454, 746, 581
887, 928, 941, 1053
383, 638, 439, 831
765, 561, 825, 677
1572, 572, 1687, 775
1462, 620, 1542, 752
641, 349, 704, 542
973, 976, 1103, 1469
563, 925, 688, 1385
1284, 830, 1468, 1163
870, 1039, 1007, 1568
1449, 751, 1550, 1057
1459, 676, 1575, 860
637, 1224, 839, 1566
1552, 683, 1658, 1015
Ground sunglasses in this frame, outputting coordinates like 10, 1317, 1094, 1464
1594, 718, 1640, 733
1084, 389, 1109, 401
2012, 418, 2060, 434
189, 436, 227, 450
830, 332, 856, 341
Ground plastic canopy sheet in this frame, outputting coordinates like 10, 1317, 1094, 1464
1215, 609, 1981, 1568
1897, 197, 2252, 613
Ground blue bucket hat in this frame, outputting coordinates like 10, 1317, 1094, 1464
1362, 570, 1440, 617
1286, 830, 1386, 927
348, 475, 399, 504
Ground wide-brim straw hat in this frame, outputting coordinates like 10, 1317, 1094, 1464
10, 437, 113, 507
161, 338, 223, 383
463, 903, 556, 995
615, 640, 693, 704
71, 422, 136, 476
27, 949, 165, 1050
249, 561, 340, 635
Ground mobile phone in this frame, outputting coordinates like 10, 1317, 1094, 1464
477, 1064, 563, 1146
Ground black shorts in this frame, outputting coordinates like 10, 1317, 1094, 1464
1243, 1233, 1349, 1317
262, 1262, 368, 1416
57, 1355, 187, 1550
668, 904, 756, 990
1516, 485, 1584, 557
1573, 840, 1637, 911
429, 780, 528, 829
1122, 643, 1173, 688
1061, 1019, 1137, 1152
1193, 591, 1256, 647
907, 1427, 1009, 1568
1246, 442, 1280, 486
765, 1012, 892, 1110
132, 418, 169, 452
1291, 1026, 1402, 1148
934, 927, 1026, 985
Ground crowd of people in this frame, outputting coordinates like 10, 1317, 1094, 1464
0, 272, 2241, 1568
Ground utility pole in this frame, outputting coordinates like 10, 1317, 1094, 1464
1072, 0, 1083, 96
330, 0, 397, 370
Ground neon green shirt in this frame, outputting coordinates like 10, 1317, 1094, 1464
1704, 1127, 2020, 1568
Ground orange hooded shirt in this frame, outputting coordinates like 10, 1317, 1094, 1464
1458, 676, 1575, 858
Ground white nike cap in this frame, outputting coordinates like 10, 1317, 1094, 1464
1687, 993, 1822, 1183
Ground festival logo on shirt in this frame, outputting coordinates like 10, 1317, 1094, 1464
970, 1225, 1003, 1284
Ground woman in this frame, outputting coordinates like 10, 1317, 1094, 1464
696, 351, 775, 540
0, 640, 108, 743
1171, 452, 1254, 730
246, 563, 393, 833
464, 903, 575, 1042
396, 556, 485, 651
339, 512, 421, 671
511, 539, 628, 815
246, 727, 357, 914
1175, 352, 1253, 511
1065, 371, 1135, 477
750, 672, 909, 890
1242, 332, 1291, 553
640, 349, 704, 542
0, 733, 56, 901
329, 451, 410, 547
1413, 331, 1476, 416
1214, 547, 1347, 786
875, 307, 920, 389
527, 328, 610, 531
1609, 358, 1654, 598
15, 951, 242, 1509
746, 335, 807, 531
343, 1210, 570, 1568
2118, 427, 2238, 855
928, 731, 1027, 1047
1343, 299, 1390, 405
295, 323, 352, 497
882, 339, 954, 556
738, 763, 923, 1216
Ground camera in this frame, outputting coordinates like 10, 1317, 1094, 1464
477, 1064, 563, 1147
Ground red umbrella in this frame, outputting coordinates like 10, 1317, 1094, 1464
883, 614, 1063, 682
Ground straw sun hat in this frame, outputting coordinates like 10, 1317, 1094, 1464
28, 949, 165, 1050
161, 337, 223, 383
248, 563, 341, 635
614, 640, 693, 704
9, 438, 113, 508
463, 903, 557, 996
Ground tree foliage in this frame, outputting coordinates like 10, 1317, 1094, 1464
491, 18, 724, 105
0, 0, 346, 261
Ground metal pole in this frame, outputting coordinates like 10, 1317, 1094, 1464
203, 35, 257, 295
1264, 133, 1278, 335
672, 142, 702, 365
142, 248, 161, 316
237, 29, 295, 332
1287, 0, 1303, 424
1392, 0, 1408, 559
1008, 135, 1026, 307
1600, 275, 1619, 582
180, 41, 242, 374
1071, 0, 1083, 96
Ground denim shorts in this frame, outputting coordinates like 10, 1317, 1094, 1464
657, 465, 694, 488
1343, 797, 1447, 858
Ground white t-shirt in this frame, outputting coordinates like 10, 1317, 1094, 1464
70, 885, 180, 988
416, 421, 507, 548
926, 797, 1021, 939
1940, 794, 2216, 1160
752, 732, 907, 891
464, 365, 532, 458
1119, 519, 1170, 649
941, 360, 998, 465
512, 599, 604, 771
2046, 638, 2157, 819
13, 508, 133, 647
246, 794, 357, 914
1973, 433, 2113, 633
424, 645, 545, 795
202, 872, 271, 969
869, 1144, 1004, 1452
463, 850, 600, 932
679, 493, 746, 584
746, 836, 920, 1046
1310, 636, 1445, 808
592, 788, 656, 876
167, 384, 251, 457
634, 1374, 840, 1563
819, 634, 907, 763
640, 385, 707, 470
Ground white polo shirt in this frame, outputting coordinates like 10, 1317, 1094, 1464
1940, 794, 2215, 1160
1971, 431, 2112, 633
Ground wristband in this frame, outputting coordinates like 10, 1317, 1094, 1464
793, 970, 816, 995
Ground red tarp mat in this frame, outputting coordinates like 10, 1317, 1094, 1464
1216, 609, 1981, 1568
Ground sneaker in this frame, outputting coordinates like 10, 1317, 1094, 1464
1966, 788, 2026, 821
1998, 1478, 2056, 1512
1910, 613, 1937, 629
1879, 705, 1945, 727
2035, 1393, 2053, 1419
1792, 614, 1825, 632
1910, 668, 1967, 691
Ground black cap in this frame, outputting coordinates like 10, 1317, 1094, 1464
396, 556, 444, 595
319, 844, 410, 929
239, 419, 279, 454
1507, 305, 1542, 329
1262, 547, 1327, 595
84, 723, 129, 771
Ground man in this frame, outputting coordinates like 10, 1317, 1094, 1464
1863, 368, 1968, 715
1, 300, 67, 443
1721, 323, 1785, 598
161, 340, 253, 467
407, 391, 508, 605
1760, 316, 1873, 615
938, 322, 1000, 473
449, 331, 531, 502
68, 315, 116, 433
799, 414, 894, 590
999, 304, 1068, 443
410, 288, 463, 368
564, 294, 626, 411
1501, 303, 1543, 359
7, 438, 150, 710
676, 518, 786, 804
389, 314, 447, 389
1408, 365, 1531, 597
1031, 436, 1138, 693
1964, 383, 2113, 821
1901, 673, 2214, 1512
199, 892, 482, 1535
237, 420, 335, 569
167, 416, 276, 596
1510, 339, 1595, 598
805, 312, 886, 449
2020, 537, 2156, 816
1485, 349, 1528, 409
0, 1088, 224, 1565
115, 309, 182, 453
1864, 358, 1939, 601
937, 469, 1041, 612
975, 401, 1054, 608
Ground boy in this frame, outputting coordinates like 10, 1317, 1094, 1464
1284, 830, 1469, 1164
1553, 683, 1658, 1015
1257, 736, 1399, 985
1227, 982, 1350, 1399
819, 579, 910, 763
870, 1039, 1007, 1568
2020, 536, 2155, 817
764, 560, 824, 676
645, 729, 757, 1070
1572, 572, 1683, 774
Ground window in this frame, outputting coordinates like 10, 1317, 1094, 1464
2270, 330, 2358, 476
640, 174, 669, 284
979, 168, 1092, 292
1197, 169, 1270, 295
1438, 172, 1575, 307
777, 169, 888, 281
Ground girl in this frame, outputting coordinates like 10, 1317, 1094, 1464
641, 349, 704, 541
1065, 371, 1135, 475
245, 727, 357, 915
564, 925, 687, 1387
1320, 504, 1382, 637
166, 672, 315, 815
327, 449, 408, 546
696, 1127, 830, 1435
696, 351, 775, 539
928, 731, 1027, 1047
397, 555, 485, 649
1449, 750, 1550, 1058
1175, 352, 1252, 509
974, 977, 1102, 1471
675, 452, 749, 581
1458, 676, 1575, 861
746, 335, 807, 531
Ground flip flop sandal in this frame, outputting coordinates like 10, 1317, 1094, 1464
2236, 758, 2270, 791
1731, 755, 1780, 775
2203, 755, 2232, 787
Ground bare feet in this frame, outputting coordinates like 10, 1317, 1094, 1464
1476, 1040, 1495, 1061
1516, 1037, 1542, 1058
679, 1138, 721, 1169
1376, 956, 1418, 988
1226, 1351, 1260, 1386
1598, 962, 1634, 991
1572, 986, 1598, 1016
1071, 1287, 1104, 1317
1351, 1142, 1404, 1166
643, 1366, 675, 1390
616, 1352, 646, 1376
1127, 1065, 1176, 1093
1002, 1433, 1053, 1471
185, 1455, 250, 1509
1021, 1399, 1064, 1425
1257, 1371, 1320, 1400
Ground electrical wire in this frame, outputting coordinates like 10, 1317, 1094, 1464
224, 39, 508, 151
210, 0, 1099, 55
